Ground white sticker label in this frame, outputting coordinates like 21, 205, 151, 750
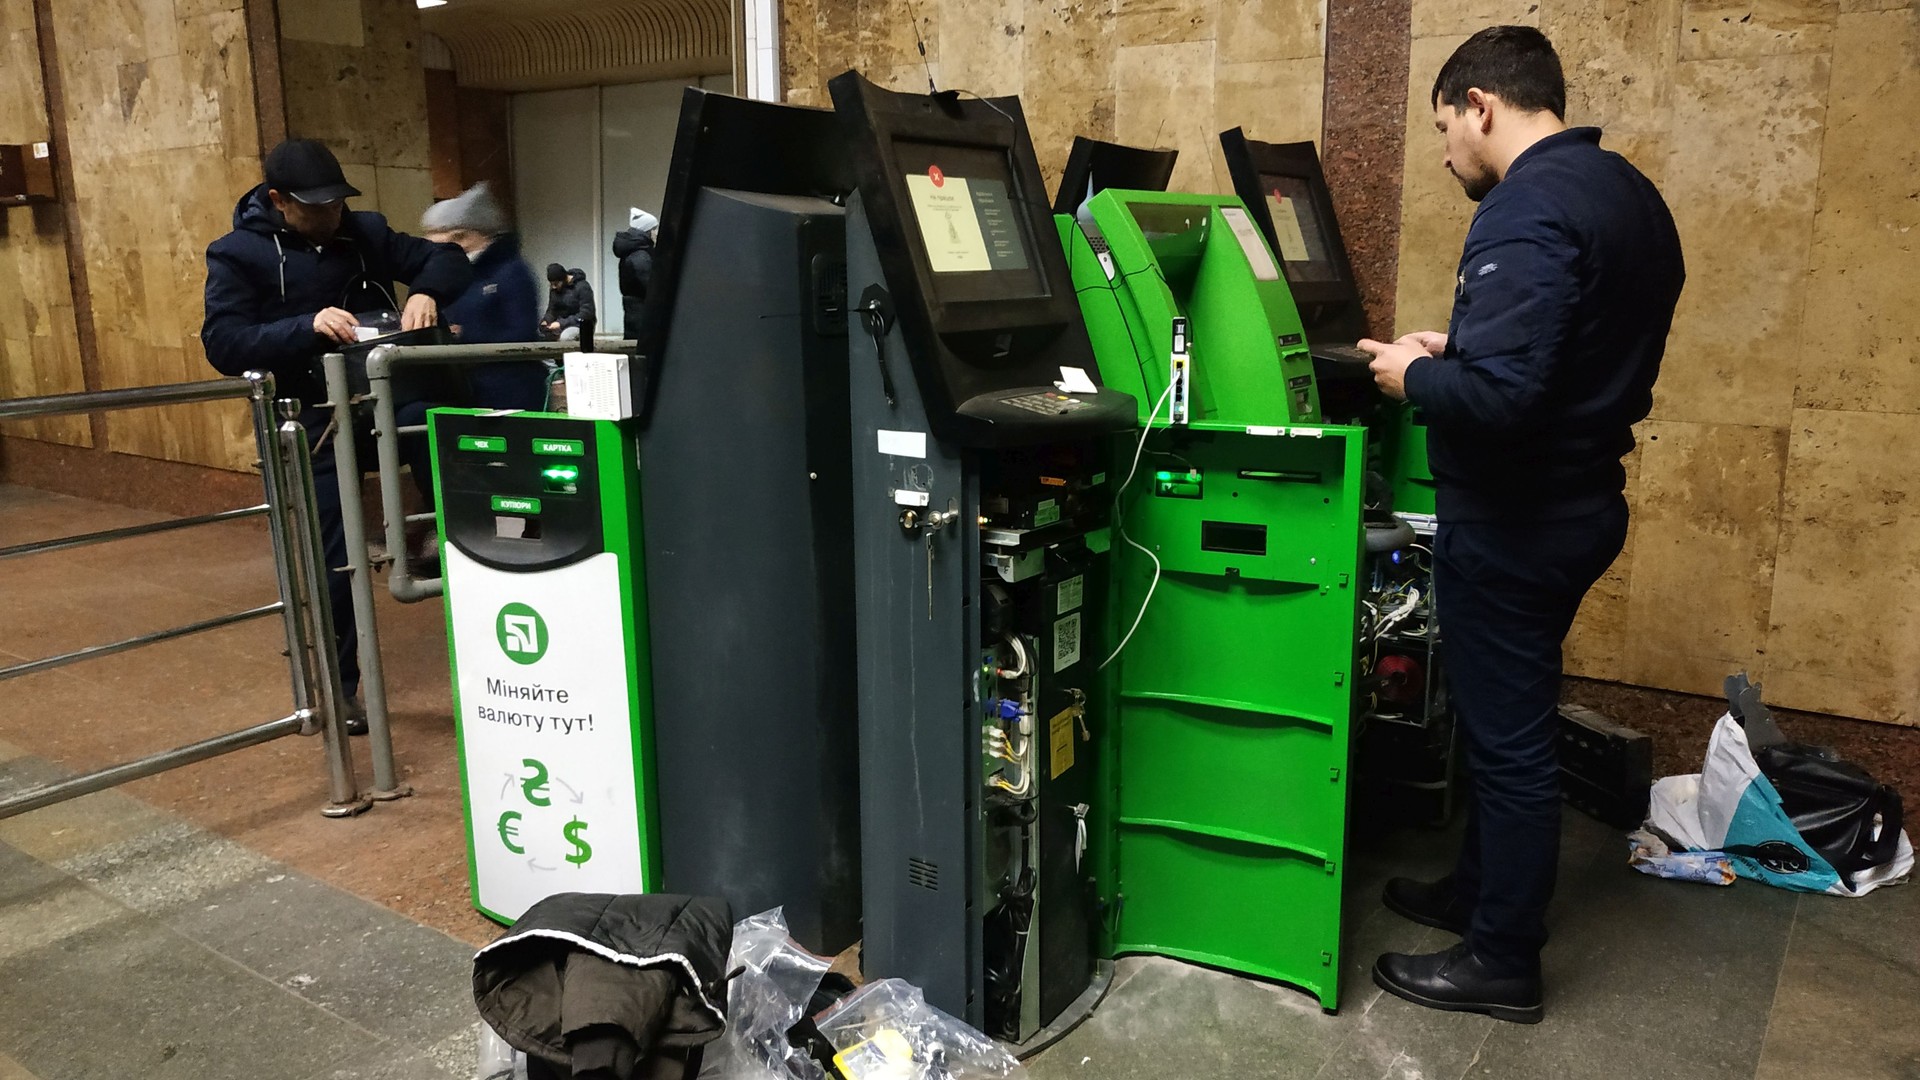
905, 173, 992, 272
1053, 612, 1083, 673
877, 429, 927, 458
892, 488, 931, 507
1266, 194, 1311, 262
1056, 366, 1098, 394
1057, 574, 1084, 615
1219, 206, 1280, 281
445, 547, 650, 923
32, 142, 50, 159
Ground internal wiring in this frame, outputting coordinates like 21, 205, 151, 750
1099, 379, 1178, 671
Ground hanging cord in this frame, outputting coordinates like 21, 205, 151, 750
1099, 379, 1178, 670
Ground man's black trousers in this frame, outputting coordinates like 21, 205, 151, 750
1435, 496, 1628, 975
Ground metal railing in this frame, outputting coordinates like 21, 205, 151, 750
0, 374, 372, 820
319, 340, 637, 794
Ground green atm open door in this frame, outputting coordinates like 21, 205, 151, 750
1062, 187, 1363, 1009
431, 409, 658, 924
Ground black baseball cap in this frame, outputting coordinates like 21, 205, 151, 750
264, 139, 361, 204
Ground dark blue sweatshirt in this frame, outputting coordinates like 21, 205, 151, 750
201, 184, 471, 406
445, 233, 548, 410
1402, 127, 1684, 522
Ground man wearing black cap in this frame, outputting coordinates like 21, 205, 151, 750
201, 138, 471, 734
540, 264, 595, 344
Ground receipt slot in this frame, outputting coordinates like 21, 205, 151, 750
430, 408, 658, 924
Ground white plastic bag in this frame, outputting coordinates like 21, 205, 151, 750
815, 979, 1027, 1080
1648, 712, 1913, 897
477, 1023, 530, 1080
702, 908, 831, 1080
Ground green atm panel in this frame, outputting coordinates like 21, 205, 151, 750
1062, 184, 1363, 1008
1064, 189, 1321, 428
1099, 423, 1362, 1009
431, 409, 658, 925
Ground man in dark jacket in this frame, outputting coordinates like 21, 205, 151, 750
611, 208, 657, 334
1358, 27, 1683, 1022
202, 138, 471, 733
421, 182, 547, 409
542, 265, 596, 343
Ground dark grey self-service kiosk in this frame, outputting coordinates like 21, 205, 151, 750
827, 71, 1136, 1046
632, 90, 863, 955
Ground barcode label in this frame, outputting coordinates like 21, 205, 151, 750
1057, 574, 1084, 615
1053, 612, 1082, 673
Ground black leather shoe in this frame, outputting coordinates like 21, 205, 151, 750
1382, 876, 1471, 935
1372, 943, 1543, 1024
342, 702, 369, 737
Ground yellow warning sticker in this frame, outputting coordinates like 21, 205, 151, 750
1049, 706, 1076, 779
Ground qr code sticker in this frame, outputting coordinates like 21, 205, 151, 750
1053, 612, 1082, 672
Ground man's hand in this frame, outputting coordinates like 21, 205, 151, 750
1358, 338, 1425, 402
1395, 330, 1448, 357
312, 307, 359, 344
401, 292, 439, 332
544, 320, 560, 332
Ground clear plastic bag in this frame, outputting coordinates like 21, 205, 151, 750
476, 1023, 530, 1080
702, 908, 831, 1080
815, 979, 1027, 1080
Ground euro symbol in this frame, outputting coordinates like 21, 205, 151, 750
520, 757, 551, 807
497, 810, 524, 854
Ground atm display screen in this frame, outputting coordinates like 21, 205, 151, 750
1260, 173, 1338, 283
894, 139, 1046, 302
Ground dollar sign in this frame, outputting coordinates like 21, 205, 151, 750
563, 817, 592, 867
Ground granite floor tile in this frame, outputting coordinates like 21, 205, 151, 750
0, 916, 368, 1080
54, 819, 276, 915
0, 784, 173, 864
1756, 893, 1920, 1080
167, 871, 479, 1045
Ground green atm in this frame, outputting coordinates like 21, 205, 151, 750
1058, 149, 1363, 1009
430, 409, 658, 924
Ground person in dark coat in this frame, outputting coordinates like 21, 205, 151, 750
421, 182, 548, 410
201, 138, 471, 733
1359, 27, 1683, 1023
474, 892, 731, 1080
611, 208, 657, 335
542, 264, 596, 343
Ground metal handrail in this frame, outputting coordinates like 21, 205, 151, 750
0, 372, 370, 821
0, 504, 269, 561
0, 378, 253, 420
317, 339, 638, 801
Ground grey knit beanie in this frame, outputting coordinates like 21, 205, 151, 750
422, 182, 508, 236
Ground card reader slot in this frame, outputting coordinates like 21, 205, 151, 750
1200, 521, 1267, 556
1235, 469, 1321, 484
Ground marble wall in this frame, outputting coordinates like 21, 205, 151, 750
0, 0, 88, 449
1394, 0, 1920, 725
280, 0, 434, 240
780, 0, 1331, 195
45, 0, 264, 471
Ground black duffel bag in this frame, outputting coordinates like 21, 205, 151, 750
1753, 742, 1904, 889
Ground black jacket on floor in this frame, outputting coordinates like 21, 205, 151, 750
474, 892, 731, 1080
201, 184, 471, 405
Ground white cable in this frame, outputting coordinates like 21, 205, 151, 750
1099, 380, 1178, 671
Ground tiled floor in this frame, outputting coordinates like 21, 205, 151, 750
3, 483, 1918, 1080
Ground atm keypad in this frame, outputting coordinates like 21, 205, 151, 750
1003, 392, 1090, 416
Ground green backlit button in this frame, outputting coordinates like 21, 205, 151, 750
458, 435, 507, 453
532, 439, 585, 457
491, 495, 541, 514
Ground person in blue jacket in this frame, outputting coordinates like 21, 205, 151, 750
420, 182, 548, 410
202, 139, 471, 734
1359, 26, 1684, 1022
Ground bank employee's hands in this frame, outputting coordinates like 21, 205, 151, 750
401, 292, 439, 332
313, 307, 359, 344
1358, 337, 1425, 401
1396, 330, 1448, 356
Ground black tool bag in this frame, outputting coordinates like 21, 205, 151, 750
1754, 743, 1904, 889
